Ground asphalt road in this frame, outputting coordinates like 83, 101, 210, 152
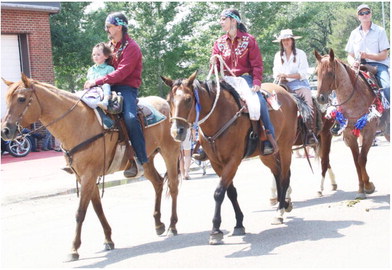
0, 136, 390, 268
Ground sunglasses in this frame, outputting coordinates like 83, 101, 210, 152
358, 10, 371, 16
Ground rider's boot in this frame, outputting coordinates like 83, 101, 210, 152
305, 116, 318, 145
123, 157, 144, 178
262, 133, 279, 156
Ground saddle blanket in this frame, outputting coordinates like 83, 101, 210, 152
224, 76, 260, 120
138, 98, 166, 127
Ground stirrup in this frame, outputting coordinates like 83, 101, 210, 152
123, 159, 144, 178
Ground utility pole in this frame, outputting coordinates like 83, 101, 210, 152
381, 1, 386, 29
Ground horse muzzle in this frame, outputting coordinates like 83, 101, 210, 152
1, 125, 17, 141
170, 122, 187, 142
316, 93, 329, 105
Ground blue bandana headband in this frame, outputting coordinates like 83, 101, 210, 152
105, 15, 128, 28
221, 11, 241, 23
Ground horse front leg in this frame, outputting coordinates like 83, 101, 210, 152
90, 184, 114, 250
357, 134, 376, 196
166, 163, 179, 236
68, 177, 95, 261
209, 181, 227, 245
143, 160, 166, 235
344, 133, 369, 199
227, 183, 245, 236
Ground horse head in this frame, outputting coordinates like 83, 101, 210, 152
1, 73, 41, 140
161, 71, 198, 142
314, 49, 336, 104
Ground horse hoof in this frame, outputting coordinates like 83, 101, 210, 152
355, 193, 366, 200
167, 227, 178, 236
232, 226, 245, 236
66, 252, 79, 262
156, 224, 166, 236
209, 231, 224, 245
270, 198, 278, 206
365, 182, 375, 194
285, 201, 293, 213
271, 217, 283, 225
104, 242, 115, 250
331, 184, 338, 191
317, 191, 323, 197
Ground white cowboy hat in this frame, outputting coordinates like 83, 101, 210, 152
273, 29, 302, 42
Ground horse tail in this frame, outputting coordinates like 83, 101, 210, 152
292, 93, 312, 123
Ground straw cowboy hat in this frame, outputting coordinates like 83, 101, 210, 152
273, 29, 302, 42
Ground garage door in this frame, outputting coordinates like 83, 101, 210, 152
1, 35, 22, 118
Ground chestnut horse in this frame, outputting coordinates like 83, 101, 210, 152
1, 74, 180, 261
163, 71, 299, 245
315, 49, 390, 199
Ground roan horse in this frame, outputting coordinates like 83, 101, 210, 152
1, 74, 180, 261
315, 49, 390, 199
162, 71, 299, 244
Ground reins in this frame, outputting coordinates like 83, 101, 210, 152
193, 55, 247, 150
328, 60, 360, 107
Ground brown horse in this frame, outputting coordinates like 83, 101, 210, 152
163, 71, 299, 244
314, 49, 390, 199
270, 105, 336, 203
1, 74, 180, 261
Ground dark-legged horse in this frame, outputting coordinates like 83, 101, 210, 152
163, 71, 299, 244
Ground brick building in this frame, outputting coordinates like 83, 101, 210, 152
1, 2, 60, 118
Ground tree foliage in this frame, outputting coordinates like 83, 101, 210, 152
50, 1, 390, 95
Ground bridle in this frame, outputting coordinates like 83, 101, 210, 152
321, 59, 359, 107
14, 83, 85, 138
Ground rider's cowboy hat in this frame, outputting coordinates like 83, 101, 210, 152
273, 29, 302, 42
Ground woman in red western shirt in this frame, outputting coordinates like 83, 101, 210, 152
212, 8, 277, 155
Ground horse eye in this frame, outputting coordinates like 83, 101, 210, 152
17, 97, 26, 103
185, 96, 192, 104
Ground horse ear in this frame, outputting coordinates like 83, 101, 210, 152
21, 73, 32, 88
187, 70, 198, 86
314, 50, 322, 62
2, 77, 14, 86
329, 49, 335, 62
160, 76, 173, 87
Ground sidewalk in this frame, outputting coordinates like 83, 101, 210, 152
0, 150, 208, 205
0, 151, 148, 205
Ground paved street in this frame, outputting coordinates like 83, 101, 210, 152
0, 136, 390, 268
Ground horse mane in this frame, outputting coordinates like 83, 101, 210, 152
6, 79, 79, 104
194, 79, 242, 109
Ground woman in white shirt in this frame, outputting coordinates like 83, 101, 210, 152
273, 29, 317, 146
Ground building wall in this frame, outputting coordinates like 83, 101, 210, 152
1, 9, 55, 84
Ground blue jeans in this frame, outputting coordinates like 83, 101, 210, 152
112, 85, 148, 164
240, 75, 275, 137
369, 62, 390, 102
